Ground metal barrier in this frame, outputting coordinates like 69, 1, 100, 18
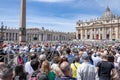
0, 52, 40, 65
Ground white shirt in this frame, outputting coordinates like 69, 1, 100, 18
25, 61, 34, 74
30, 48, 36, 53
92, 54, 102, 66
117, 57, 120, 63
51, 63, 58, 71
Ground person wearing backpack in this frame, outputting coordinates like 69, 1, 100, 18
77, 53, 96, 80
29, 59, 42, 80
25, 53, 37, 74
17, 55, 24, 64
70, 56, 80, 78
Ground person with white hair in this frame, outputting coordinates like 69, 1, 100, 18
38, 54, 46, 68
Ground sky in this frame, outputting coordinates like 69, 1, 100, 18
0, 0, 120, 32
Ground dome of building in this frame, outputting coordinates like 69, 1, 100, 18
101, 7, 115, 20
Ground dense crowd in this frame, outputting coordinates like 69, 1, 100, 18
0, 40, 120, 80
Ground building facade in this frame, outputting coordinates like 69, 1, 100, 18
76, 7, 120, 40
0, 27, 75, 42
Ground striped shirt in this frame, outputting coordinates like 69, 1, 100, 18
77, 62, 96, 80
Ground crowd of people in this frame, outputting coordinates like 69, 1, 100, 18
0, 40, 120, 80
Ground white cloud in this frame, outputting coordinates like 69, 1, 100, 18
26, 16, 76, 32
30, 0, 74, 3
26, 13, 99, 32
1, 0, 120, 32
0, 15, 76, 32
0, 12, 100, 32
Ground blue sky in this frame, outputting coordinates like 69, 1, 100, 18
0, 0, 120, 32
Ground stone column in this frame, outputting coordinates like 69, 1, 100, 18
33, 34, 36, 41
109, 27, 112, 40
115, 27, 118, 40
13, 33, 15, 41
30, 34, 32, 41
36, 34, 38, 41
94, 28, 96, 39
29, 34, 30, 41
90, 29, 92, 39
19, 0, 26, 42
105, 27, 107, 39
4, 32, 6, 41
11, 33, 13, 41
81, 29, 83, 40
51, 34, 52, 41
102, 27, 105, 39
99, 29, 101, 39
50, 34, 52, 41
12, 33, 14, 41
43, 34, 45, 41
9, 33, 11, 41
14, 33, 16, 41
38, 34, 40, 41
16, 33, 17, 41
32, 34, 34, 41
8, 32, 10, 41
76, 30, 79, 39
10, 33, 12, 41
85, 29, 87, 39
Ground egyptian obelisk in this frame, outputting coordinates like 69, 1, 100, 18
19, 0, 26, 42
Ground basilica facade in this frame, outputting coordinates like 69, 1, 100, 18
0, 27, 75, 43
76, 7, 120, 40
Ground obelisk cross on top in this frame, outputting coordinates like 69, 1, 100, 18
19, 0, 26, 42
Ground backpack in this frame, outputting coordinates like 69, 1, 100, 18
17, 55, 24, 64
13, 72, 28, 80
29, 71, 41, 80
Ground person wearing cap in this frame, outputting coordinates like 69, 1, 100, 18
77, 53, 96, 80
